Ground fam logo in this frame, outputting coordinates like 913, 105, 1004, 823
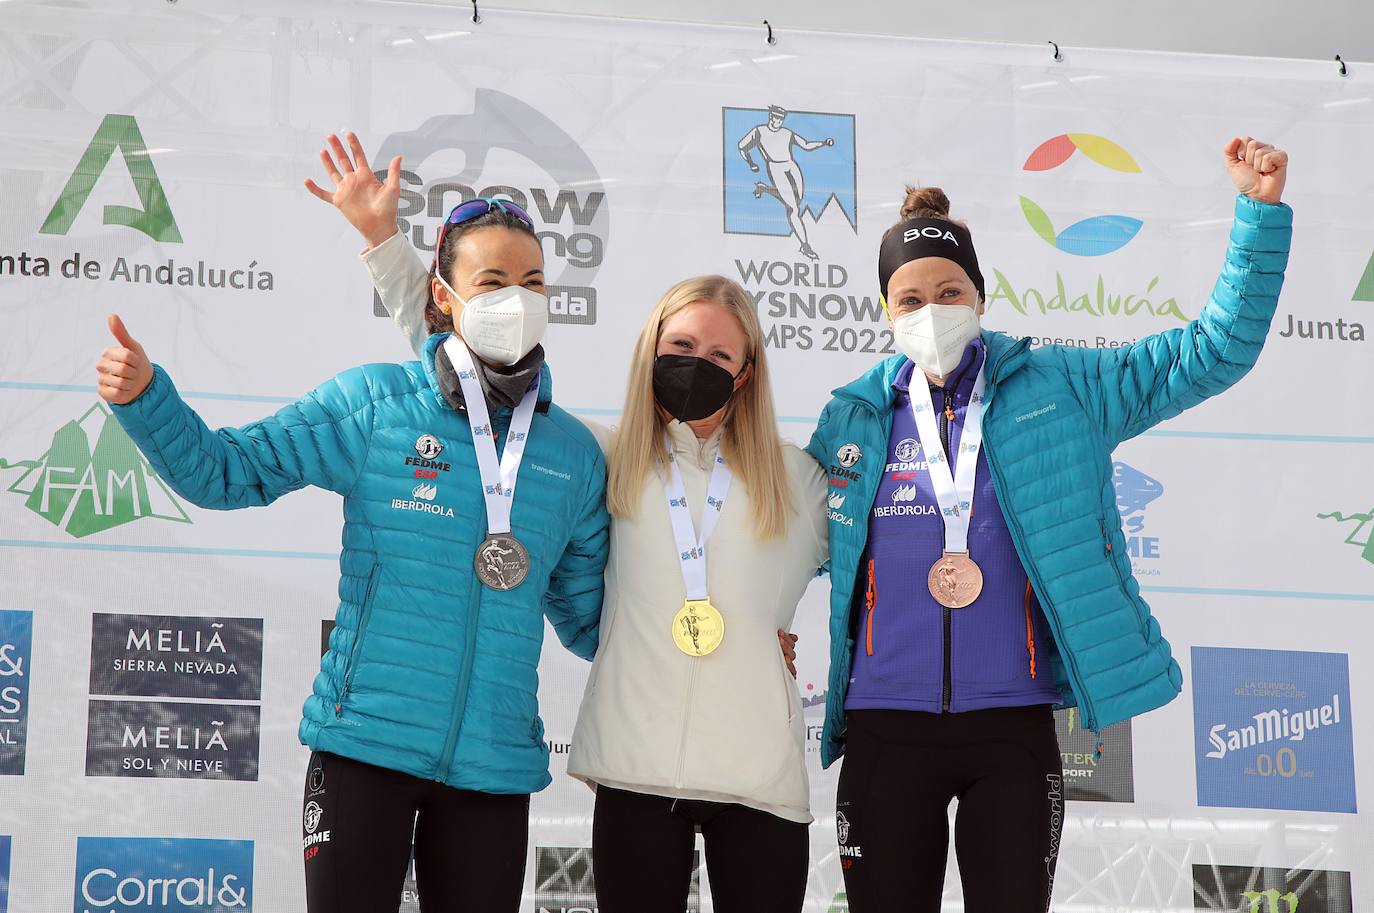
1054, 708, 1135, 802
1316, 504, 1374, 567
1020, 133, 1143, 257
41, 114, 181, 243
1193, 864, 1352, 913
1113, 462, 1164, 566
0, 611, 34, 776
0, 403, 190, 539
1191, 647, 1356, 814
373, 89, 608, 326
73, 837, 252, 913
533, 845, 701, 913
86, 615, 263, 781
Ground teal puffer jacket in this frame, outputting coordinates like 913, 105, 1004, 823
112, 334, 609, 793
807, 195, 1292, 767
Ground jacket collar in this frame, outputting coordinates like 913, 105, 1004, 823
830, 330, 1031, 412
420, 332, 554, 414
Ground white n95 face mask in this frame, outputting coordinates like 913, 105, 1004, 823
440, 277, 549, 366
892, 304, 981, 379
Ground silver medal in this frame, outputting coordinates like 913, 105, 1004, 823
474, 533, 531, 590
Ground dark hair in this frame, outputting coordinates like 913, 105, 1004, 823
425, 207, 540, 334
880, 185, 968, 243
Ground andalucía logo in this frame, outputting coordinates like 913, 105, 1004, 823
1316, 503, 1374, 567
0, 403, 190, 539
1019, 133, 1143, 256
0, 611, 34, 776
73, 837, 252, 913
1193, 864, 1352, 913
1113, 462, 1164, 571
372, 89, 608, 326
0, 835, 9, 913
1191, 647, 1356, 814
41, 114, 181, 243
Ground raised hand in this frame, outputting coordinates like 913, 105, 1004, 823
304, 132, 403, 249
97, 314, 153, 405
1225, 136, 1288, 205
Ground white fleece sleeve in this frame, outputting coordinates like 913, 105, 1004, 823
359, 230, 432, 356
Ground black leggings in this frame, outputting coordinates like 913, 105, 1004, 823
301, 751, 529, 912
836, 706, 1063, 913
592, 785, 810, 913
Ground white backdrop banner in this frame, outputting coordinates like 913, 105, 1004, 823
1, 2, 1371, 911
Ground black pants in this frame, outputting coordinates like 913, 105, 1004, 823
302, 751, 529, 912
592, 785, 810, 913
836, 706, 1063, 913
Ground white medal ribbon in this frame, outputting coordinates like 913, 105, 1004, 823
444, 336, 539, 536
908, 363, 987, 554
662, 433, 733, 601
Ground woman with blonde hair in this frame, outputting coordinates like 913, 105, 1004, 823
308, 135, 828, 913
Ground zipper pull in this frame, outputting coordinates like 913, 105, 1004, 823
1093, 730, 1105, 762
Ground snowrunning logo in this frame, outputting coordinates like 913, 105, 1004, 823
0, 403, 190, 539
41, 114, 182, 243
1193, 864, 1352, 912
72, 837, 253, 912
1191, 647, 1357, 813
723, 106, 857, 261
372, 89, 609, 325
1316, 504, 1374, 567
0, 612, 33, 776
1020, 134, 1143, 256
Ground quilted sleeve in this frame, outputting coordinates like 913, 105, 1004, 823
111, 364, 376, 506
542, 444, 610, 660
1058, 195, 1292, 445
360, 230, 433, 356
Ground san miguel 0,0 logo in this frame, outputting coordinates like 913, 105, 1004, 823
1191, 647, 1357, 813
72, 837, 253, 913
371, 89, 608, 326
722, 106, 884, 357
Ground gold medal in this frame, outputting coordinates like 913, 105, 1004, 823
927, 550, 984, 608
672, 598, 725, 657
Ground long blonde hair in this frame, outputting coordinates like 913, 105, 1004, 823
608, 275, 794, 539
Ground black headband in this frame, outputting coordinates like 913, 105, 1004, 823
878, 218, 985, 303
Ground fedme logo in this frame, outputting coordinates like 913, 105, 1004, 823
1113, 462, 1164, 561
73, 837, 252, 913
0, 611, 33, 776
1192, 647, 1357, 813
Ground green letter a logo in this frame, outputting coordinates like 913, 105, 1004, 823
1355, 251, 1374, 302
39, 114, 182, 243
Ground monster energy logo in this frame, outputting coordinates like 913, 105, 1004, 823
2, 403, 189, 538
1243, 889, 1299, 913
40, 113, 182, 242
1317, 507, 1374, 565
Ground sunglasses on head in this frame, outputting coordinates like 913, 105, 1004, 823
432, 197, 536, 270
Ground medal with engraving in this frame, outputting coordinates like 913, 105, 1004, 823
662, 436, 733, 657
446, 337, 539, 591
908, 363, 989, 608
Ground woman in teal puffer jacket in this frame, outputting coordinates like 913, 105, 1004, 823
807, 136, 1291, 912
94, 184, 608, 913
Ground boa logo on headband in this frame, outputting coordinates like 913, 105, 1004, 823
903, 226, 959, 245
1019, 134, 1143, 257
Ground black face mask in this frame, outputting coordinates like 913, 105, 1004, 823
652, 355, 739, 423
